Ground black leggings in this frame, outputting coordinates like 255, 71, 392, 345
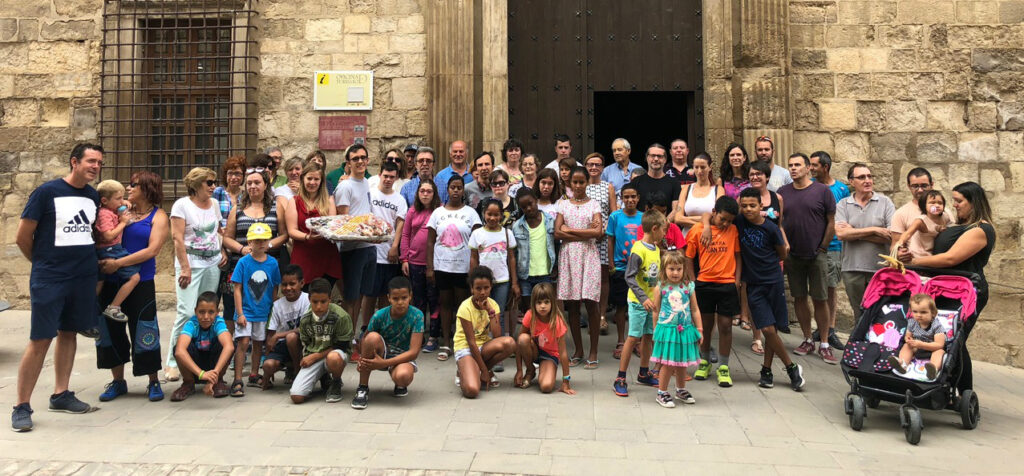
957, 290, 987, 393
96, 280, 162, 377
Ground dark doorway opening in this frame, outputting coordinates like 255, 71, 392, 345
593, 91, 692, 170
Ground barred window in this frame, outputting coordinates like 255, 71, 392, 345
100, 0, 258, 200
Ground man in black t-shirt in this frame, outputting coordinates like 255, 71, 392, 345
13, 143, 103, 432
664, 138, 696, 185
630, 143, 681, 221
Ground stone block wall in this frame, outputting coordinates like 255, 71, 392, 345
789, 0, 1024, 366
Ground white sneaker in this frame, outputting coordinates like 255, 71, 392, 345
656, 392, 676, 408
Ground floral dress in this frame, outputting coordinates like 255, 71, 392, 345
586, 181, 612, 265
651, 281, 701, 367
556, 198, 602, 302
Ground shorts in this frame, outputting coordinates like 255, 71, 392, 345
265, 338, 295, 363
186, 339, 224, 372
520, 275, 554, 297
825, 250, 842, 288
435, 270, 468, 291
454, 345, 484, 362
234, 321, 267, 340
535, 347, 559, 366
340, 247, 376, 301
97, 244, 141, 282
30, 277, 98, 340
627, 301, 655, 338
746, 281, 789, 330
785, 253, 828, 301
290, 349, 347, 396
369, 263, 401, 298
377, 338, 419, 373
695, 281, 741, 317
609, 270, 628, 306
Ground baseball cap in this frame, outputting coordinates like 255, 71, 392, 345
247, 222, 273, 241
404, 144, 419, 152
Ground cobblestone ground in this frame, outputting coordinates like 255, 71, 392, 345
1, 310, 1022, 475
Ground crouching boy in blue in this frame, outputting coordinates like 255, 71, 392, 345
351, 276, 425, 409
291, 278, 353, 404
171, 291, 234, 401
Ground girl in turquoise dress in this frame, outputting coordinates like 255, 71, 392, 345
651, 251, 704, 407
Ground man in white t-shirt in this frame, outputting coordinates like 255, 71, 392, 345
334, 144, 375, 332
544, 133, 581, 170
362, 161, 408, 330
754, 135, 792, 192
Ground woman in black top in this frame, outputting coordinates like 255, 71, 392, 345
898, 181, 995, 391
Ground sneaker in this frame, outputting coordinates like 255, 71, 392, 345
709, 348, 719, 363
78, 327, 100, 339
758, 367, 774, 389
786, 363, 805, 391
351, 386, 369, 409
887, 355, 907, 373
393, 385, 409, 397
325, 379, 343, 403
98, 379, 128, 402
613, 377, 629, 397
828, 328, 844, 349
11, 403, 33, 432
716, 365, 733, 388
48, 391, 93, 414
493, 362, 505, 373
454, 373, 461, 387
423, 337, 438, 353
817, 346, 839, 365
147, 381, 164, 402
656, 392, 676, 408
636, 372, 659, 387
675, 388, 696, 404
794, 340, 815, 356
103, 305, 128, 323
694, 360, 711, 380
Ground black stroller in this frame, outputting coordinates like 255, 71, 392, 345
840, 266, 981, 445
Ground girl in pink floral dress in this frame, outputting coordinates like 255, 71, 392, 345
555, 166, 604, 368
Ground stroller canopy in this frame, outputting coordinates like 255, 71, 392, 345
862, 268, 924, 310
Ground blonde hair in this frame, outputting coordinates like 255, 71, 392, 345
96, 179, 125, 200
528, 283, 566, 345
910, 293, 938, 316
659, 250, 687, 283
298, 164, 332, 215
641, 209, 667, 233
183, 167, 216, 196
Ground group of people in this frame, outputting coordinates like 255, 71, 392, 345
11, 135, 995, 431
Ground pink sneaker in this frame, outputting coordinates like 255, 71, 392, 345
817, 346, 839, 365
794, 340, 815, 356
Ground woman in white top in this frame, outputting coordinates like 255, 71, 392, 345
273, 156, 303, 199
674, 152, 724, 235
167, 167, 226, 381
509, 153, 539, 197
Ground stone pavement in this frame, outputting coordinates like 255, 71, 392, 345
1, 310, 1023, 475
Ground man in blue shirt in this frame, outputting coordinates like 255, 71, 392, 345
809, 150, 850, 349
434, 140, 473, 203
601, 138, 643, 200
400, 147, 436, 206
13, 143, 104, 431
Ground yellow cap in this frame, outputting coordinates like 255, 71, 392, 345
246, 222, 272, 241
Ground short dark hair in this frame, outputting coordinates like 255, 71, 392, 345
69, 143, 103, 168
380, 161, 400, 174
906, 167, 933, 184
788, 152, 809, 167
250, 153, 272, 169
917, 190, 945, 214
620, 182, 639, 196
515, 185, 538, 203
281, 264, 304, 282
308, 278, 332, 297
714, 195, 739, 216
810, 150, 832, 171
474, 151, 494, 168
345, 143, 368, 162
647, 190, 670, 209
749, 160, 771, 178
502, 138, 524, 161
554, 133, 571, 144
847, 162, 870, 180
414, 179, 440, 212
738, 187, 761, 202
196, 291, 219, 307
468, 265, 494, 286
388, 276, 412, 293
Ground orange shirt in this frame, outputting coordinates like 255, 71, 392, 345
684, 223, 739, 284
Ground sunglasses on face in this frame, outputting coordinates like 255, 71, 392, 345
205, 179, 218, 187
491, 181, 508, 187
385, 156, 401, 163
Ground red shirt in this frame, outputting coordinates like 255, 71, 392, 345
522, 310, 568, 358
636, 223, 686, 252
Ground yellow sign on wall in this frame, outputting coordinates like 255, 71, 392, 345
313, 70, 374, 111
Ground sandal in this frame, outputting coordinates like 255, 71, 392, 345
732, 318, 741, 327
437, 346, 452, 362
599, 317, 609, 336
261, 374, 275, 391
569, 356, 584, 368
751, 339, 765, 356
613, 343, 623, 360
212, 381, 230, 398
170, 383, 195, 402
489, 375, 501, 389
584, 359, 600, 370
740, 320, 752, 331
230, 380, 245, 397
246, 373, 263, 388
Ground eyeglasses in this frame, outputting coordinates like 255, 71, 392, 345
909, 184, 930, 190
205, 179, 218, 187
226, 171, 244, 177
586, 163, 603, 168
416, 158, 434, 164
647, 153, 666, 158
852, 174, 874, 181
491, 181, 508, 187
246, 167, 266, 174
349, 156, 368, 163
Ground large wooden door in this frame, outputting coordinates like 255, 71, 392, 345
508, 0, 704, 165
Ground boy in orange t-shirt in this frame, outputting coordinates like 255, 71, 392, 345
684, 196, 741, 387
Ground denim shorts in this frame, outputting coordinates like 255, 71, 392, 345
520, 275, 554, 297
97, 244, 141, 282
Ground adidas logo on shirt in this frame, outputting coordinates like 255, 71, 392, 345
63, 210, 92, 233
53, 196, 97, 247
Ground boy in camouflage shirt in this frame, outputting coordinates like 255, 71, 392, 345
289, 278, 353, 404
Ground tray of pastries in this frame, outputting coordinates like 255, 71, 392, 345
305, 214, 394, 243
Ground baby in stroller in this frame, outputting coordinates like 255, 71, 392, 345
888, 293, 946, 380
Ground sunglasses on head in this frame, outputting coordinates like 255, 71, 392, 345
246, 167, 266, 174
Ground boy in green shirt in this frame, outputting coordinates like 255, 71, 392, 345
290, 278, 353, 404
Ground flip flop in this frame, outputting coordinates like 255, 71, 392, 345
751, 339, 764, 355
584, 359, 600, 370
732, 318, 741, 327
613, 343, 623, 360
740, 320, 752, 331
489, 375, 501, 388
569, 356, 584, 368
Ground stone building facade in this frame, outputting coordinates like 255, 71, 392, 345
0, 0, 1021, 367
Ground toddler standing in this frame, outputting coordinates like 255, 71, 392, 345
650, 252, 703, 407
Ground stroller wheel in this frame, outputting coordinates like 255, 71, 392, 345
848, 395, 866, 431
903, 407, 923, 445
959, 389, 980, 430
865, 394, 881, 409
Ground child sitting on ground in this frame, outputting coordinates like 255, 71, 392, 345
889, 293, 947, 380
892, 190, 954, 259
230, 222, 281, 396
291, 278, 353, 404
455, 266, 516, 398
650, 251, 702, 407
94, 179, 140, 322
171, 291, 234, 401
351, 276, 425, 409
514, 282, 574, 394
262, 265, 309, 390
